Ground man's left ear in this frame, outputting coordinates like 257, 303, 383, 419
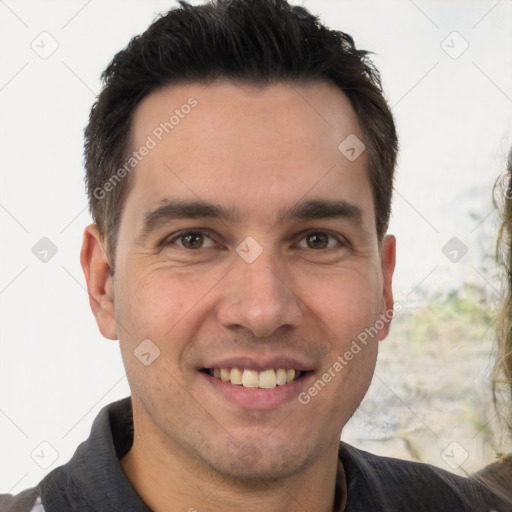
378, 234, 396, 341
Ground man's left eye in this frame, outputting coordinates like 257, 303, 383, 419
297, 231, 344, 250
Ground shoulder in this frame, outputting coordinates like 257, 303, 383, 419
474, 454, 512, 506
0, 488, 42, 512
339, 442, 506, 511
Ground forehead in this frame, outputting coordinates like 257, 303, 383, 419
125, 79, 374, 229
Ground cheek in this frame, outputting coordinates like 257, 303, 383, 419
113, 271, 191, 398
113, 263, 223, 364
113, 269, 186, 345
307, 268, 383, 339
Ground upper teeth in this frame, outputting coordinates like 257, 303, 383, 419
210, 368, 301, 389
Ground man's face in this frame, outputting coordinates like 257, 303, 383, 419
88, 80, 395, 480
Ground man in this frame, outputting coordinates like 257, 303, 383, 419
0, 0, 504, 510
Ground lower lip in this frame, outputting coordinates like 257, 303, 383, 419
201, 371, 313, 410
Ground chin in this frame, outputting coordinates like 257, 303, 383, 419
200, 439, 315, 483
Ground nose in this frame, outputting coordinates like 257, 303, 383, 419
216, 248, 304, 339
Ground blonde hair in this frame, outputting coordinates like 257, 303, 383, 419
492, 145, 512, 432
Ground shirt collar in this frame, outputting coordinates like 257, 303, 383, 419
39, 396, 151, 512
39, 396, 347, 511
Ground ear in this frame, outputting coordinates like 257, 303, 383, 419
378, 234, 396, 341
80, 224, 118, 340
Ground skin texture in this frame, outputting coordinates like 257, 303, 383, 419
81, 80, 396, 512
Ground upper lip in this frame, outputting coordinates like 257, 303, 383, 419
201, 356, 314, 372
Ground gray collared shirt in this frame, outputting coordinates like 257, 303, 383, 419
1, 396, 506, 511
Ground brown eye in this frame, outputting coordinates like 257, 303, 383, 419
296, 231, 346, 251
181, 233, 205, 249
305, 232, 331, 249
165, 231, 216, 250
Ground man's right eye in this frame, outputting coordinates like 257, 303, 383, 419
164, 231, 217, 250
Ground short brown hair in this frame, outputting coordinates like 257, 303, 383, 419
84, 0, 398, 270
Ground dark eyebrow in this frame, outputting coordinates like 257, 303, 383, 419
138, 198, 364, 239
139, 200, 241, 237
278, 198, 363, 224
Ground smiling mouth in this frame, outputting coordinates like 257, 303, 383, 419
203, 368, 305, 389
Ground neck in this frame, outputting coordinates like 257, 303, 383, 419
120, 404, 340, 512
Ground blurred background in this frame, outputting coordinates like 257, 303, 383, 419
1, 0, 511, 492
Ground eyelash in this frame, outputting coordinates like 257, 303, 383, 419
163, 229, 349, 251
